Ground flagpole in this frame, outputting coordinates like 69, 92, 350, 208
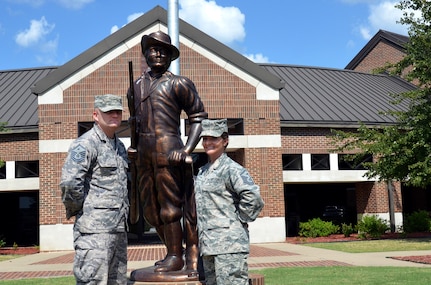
168, 0, 180, 75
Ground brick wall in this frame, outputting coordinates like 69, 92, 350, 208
0, 133, 39, 161
351, 41, 405, 74
38, 42, 283, 225
281, 127, 334, 153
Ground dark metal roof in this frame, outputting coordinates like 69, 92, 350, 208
345, 29, 409, 70
31, 5, 283, 95
261, 64, 417, 127
0, 67, 56, 132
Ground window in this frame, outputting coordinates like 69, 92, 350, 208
338, 154, 372, 170
311, 154, 330, 170
15, 161, 39, 178
0, 163, 5, 179
184, 118, 244, 136
282, 154, 303, 170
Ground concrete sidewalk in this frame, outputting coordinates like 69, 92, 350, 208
1, 242, 431, 281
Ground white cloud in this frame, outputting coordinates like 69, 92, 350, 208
179, 0, 245, 45
15, 16, 58, 65
127, 13, 143, 23
15, 16, 55, 47
245, 53, 271, 64
111, 12, 143, 34
358, 1, 408, 40
368, 1, 406, 34
111, 25, 119, 34
359, 26, 372, 40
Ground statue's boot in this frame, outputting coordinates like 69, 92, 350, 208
154, 224, 166, 266
186, 244, 199, 271
154, 222, 184, 272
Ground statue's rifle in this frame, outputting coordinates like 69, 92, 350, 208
127, 61, 139, 224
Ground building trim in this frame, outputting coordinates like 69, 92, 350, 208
39, 135, 282, 153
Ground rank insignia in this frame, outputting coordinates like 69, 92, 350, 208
71, 144, 86, 163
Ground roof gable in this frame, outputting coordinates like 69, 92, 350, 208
31, 5, 282, 96
345, 29, 409, 70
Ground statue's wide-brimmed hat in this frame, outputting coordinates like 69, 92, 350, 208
141, 31, 180, 60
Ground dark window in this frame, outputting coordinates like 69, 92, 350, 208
78, 121, 130, 137
15, 161, 39, 178
0, 163, 5, 179
185, 118, 244, 136
338, 154, 372, 170
311, 154, 330, 170
282, 154, 303, 170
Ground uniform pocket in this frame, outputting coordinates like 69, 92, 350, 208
205, 217, 230, 230
74, 248, 104, 282
98, 156, 118, 176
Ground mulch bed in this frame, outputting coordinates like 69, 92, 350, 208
0, 247, 40, 255
285, 232, 431, 244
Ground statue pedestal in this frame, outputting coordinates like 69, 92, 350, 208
129, 266, 201, 284
128, 268, 264, 284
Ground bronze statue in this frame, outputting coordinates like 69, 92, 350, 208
128, 31, 207, 282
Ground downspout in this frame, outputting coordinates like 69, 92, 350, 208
387, 180, 396, 232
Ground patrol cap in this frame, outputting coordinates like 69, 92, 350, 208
200, 119, 228, 138
94, 94, 123, 112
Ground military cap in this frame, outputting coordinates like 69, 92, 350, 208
200, 119, 228, 138
94, 94, 123, 112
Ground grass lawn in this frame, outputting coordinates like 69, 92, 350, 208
302, 238, 431, 253
1, 267, 431, 285
1, 238, 431, 284
251, 266, 431, 285
0, 256, 20, 262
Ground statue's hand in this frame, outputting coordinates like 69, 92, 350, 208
167, 149, 188, 165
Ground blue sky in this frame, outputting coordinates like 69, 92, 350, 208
0, 0, 409, 71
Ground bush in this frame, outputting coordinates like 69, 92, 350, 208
341, 223, 355, 237
403, 210, 431, 233
299, 218, 340, 238
357, 215, 389, 239
0, 236, 5, 248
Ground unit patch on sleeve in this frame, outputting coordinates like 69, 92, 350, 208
71, 144, 87, 163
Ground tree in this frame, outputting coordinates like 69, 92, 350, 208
332, 0, 431, 188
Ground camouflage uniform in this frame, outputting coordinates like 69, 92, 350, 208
194, 119, 264, 285
60, 94, 129, 285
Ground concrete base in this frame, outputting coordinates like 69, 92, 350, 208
128, 273, 264, 284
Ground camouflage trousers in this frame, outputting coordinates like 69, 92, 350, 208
73, 231, 128, 285
202, 253, 249, 285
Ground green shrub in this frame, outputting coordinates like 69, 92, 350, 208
341, 223, 355, 237
0, 235, 5, 248
403, 210, 431, 233
299, 218, 340, 238
357, 215, 389, 239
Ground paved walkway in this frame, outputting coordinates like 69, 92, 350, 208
1, 242, 431, 281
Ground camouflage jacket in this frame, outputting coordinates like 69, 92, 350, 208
60, 123, 129, 233
194, 153, 264, 256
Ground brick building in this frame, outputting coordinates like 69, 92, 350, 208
0, 7, 423, 251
